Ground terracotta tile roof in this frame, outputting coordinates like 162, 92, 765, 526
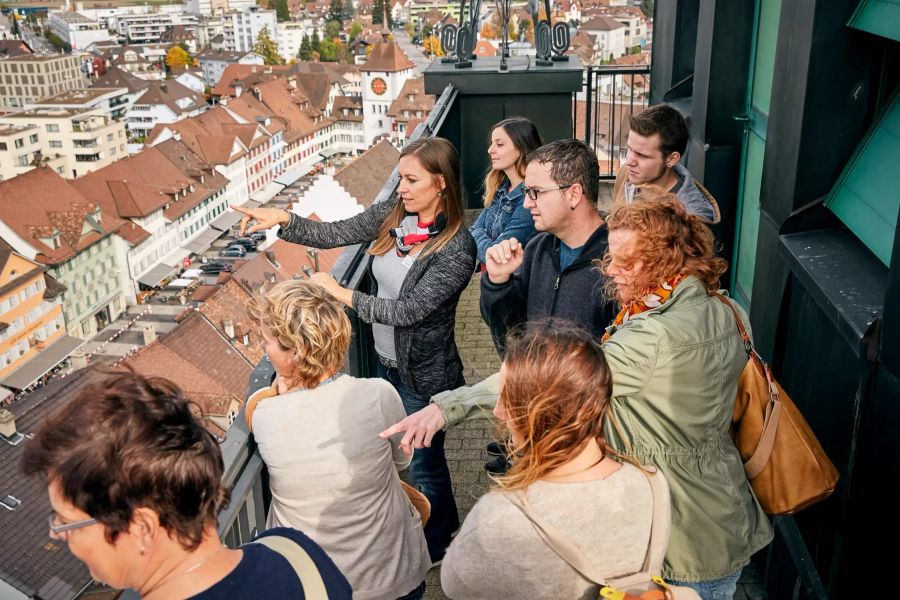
0, 39, 33, 58
292, 72, 331, 112
231, 236, 344, 293
198, 278, 261, 364
363, 40, 415, 72
333, 95, 363, 122
0, 168, 125, 265
474, 40, 497, 57
292, 61, 357, 86
210, 63, 292, 97
147, 106, 253, 165
192, 284, 219, 302
334, 139, 399, 208
90, 66, 150, 94
387, 77, 435, 123
582, 16, 627, 31
134, 80, 206, 116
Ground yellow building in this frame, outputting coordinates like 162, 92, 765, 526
0, 242, 70, 388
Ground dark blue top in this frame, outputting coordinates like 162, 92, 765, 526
469, 180, 536, 263
190, 527, 352, 599
559, 241, 584, 271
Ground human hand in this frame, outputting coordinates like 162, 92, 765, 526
485, 238, 525, 284
230, 205, 291, 235
308, 271, 340, 294
379, 404, 446, 456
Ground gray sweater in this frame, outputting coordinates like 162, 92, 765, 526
279, 198, 477, 398
441, 463, 668, 600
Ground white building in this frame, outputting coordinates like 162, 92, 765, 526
275, 21, 318, 62
126, 80, 207, 141
185, 0, 256, 16
46, 11, 117, 50
31, 87, 132, 122
222, 7, 278, 53
116, 12, 197, 44
581, 16, 627, 59
196, 49, 264, 87
360, 39, 415, 146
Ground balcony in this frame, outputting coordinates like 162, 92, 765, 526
74, 152, 101, 162
72, 138, 98, 148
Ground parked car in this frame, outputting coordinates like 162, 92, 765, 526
230, 237, 258, 250
200, 261, 233, 273
250, 231, 267, 242
219, 245, 246, 258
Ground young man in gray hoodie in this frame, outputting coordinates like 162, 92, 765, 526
612, 103, 720, 223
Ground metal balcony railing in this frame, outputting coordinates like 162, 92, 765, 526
578, 65, 651, 179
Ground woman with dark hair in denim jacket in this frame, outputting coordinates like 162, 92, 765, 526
470, 117, 543, 265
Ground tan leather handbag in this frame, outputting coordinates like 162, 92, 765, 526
713, 293, 840, 515
400, 481, 431, 526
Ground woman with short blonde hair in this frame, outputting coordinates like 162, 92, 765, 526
247, 280, 431, 600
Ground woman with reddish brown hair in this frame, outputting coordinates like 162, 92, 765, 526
440, 322, 670, 600
600, 194, 773, 599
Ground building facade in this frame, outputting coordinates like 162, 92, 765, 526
0, 55, 89, 110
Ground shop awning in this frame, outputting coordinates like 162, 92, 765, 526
210, 210, 243, 232
249, 180, 286, 204
319, 147, 340, 158
183, 228, 222, 254
137, 262, 177, 288
0, 335, 85, 390
275, 167, 307, 186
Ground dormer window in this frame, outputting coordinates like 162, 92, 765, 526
92, 206, 102, 223
189, 184, 195, 193
39, 231, 61, 250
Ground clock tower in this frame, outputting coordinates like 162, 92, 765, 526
361, 35, 416, 147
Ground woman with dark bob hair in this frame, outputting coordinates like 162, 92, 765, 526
22, 371, 351, 599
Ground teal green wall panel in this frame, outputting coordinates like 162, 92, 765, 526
848, 0, 900, 43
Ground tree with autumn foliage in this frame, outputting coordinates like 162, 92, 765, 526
253, 26, 284, 64
165, 45, 193, 70
423, 35, 443, 57
481, 21, 497, 39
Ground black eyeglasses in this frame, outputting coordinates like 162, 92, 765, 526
522, 184, 574, 202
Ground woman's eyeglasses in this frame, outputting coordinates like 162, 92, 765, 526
49, 511, 97, 536
522, 184, 574, 202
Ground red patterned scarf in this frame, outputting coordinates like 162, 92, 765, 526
601, 274, 685, 342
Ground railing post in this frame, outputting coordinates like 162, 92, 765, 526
584, 66, 593, 146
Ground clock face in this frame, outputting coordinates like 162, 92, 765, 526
371, 77, 387, 96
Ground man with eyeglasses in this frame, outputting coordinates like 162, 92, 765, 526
381, 139, 613, 468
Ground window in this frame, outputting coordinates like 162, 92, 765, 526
14, 138, 23, 148
17, 155, 28, 167
0, 143, 5, 150
46, 124, 59, 133
29, 134, 38, 144
49, 140, 62, 148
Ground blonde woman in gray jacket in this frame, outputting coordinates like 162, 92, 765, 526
232, 137, 476, 564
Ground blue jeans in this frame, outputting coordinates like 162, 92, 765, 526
667, 567, 742, 600
378, 364, 460, 562
396, 580, 426, 600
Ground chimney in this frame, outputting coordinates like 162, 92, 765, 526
234, 82, 243, 96
0, 409, 16, 439
222, 318, 235, 339
141, 323, 157, 344
161, 83, 168, 93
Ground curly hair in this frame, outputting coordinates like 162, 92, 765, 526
247, 279, 350, 389
493, 321, 613, 492
22, 371, 229, 551
598, 193, 727, 302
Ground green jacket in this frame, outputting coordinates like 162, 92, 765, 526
434, 276, 773, 581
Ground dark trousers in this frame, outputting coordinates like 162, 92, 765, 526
378, 364, 460, 562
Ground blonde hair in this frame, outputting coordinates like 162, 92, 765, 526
493, 321, 614, 492
482, 118, 543, 207
247, 280, 350, 389
369, 137, 465, 258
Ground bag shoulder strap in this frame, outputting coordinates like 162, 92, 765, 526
244, 384, 278, 433
711, 291, 782, 479
250, 535, 329, 600
505, 466, 668, 589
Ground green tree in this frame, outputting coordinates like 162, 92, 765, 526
253, 26, 283, 64
372, 0, 392, 26
327, 0, 345, 24
325, 19, 341, 40
319, 38, 343, 61
310, 29, 321, 54
640, 0, 653, 18
298, 33, 312, 60
349, 20, 363, 40
275, 0, 290, 21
